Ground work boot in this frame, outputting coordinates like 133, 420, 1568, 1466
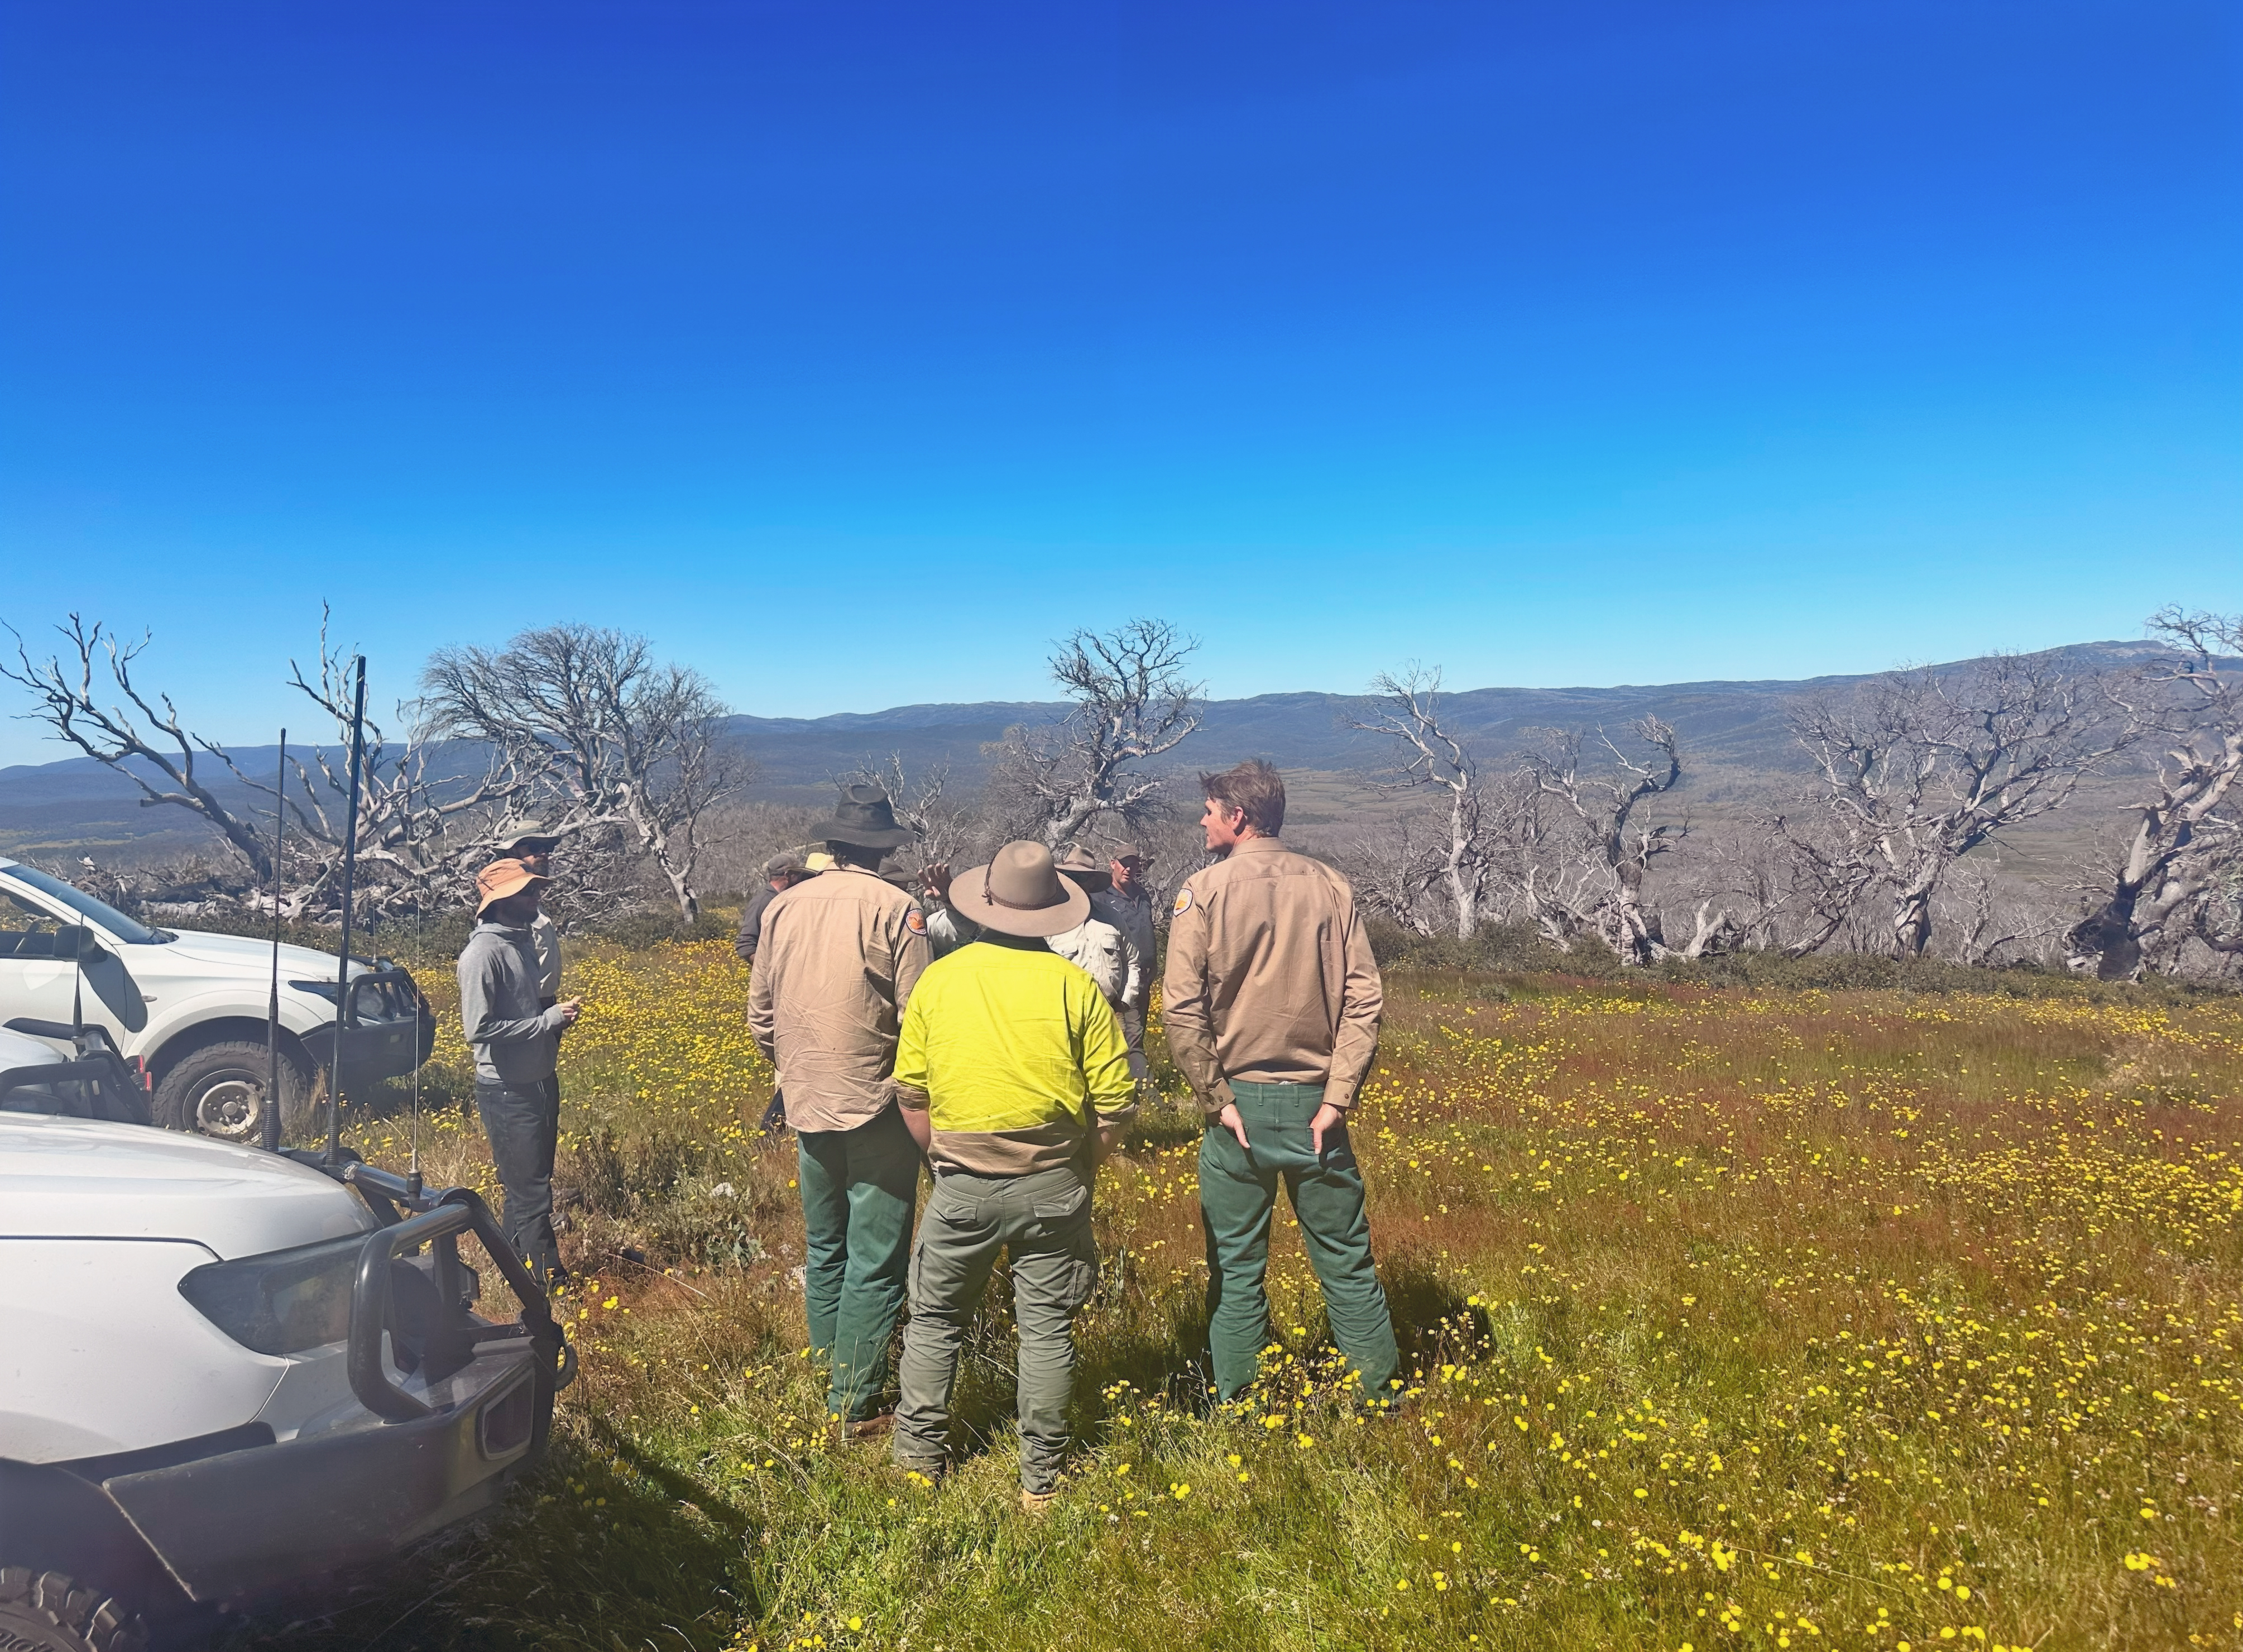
841, 1411, 894, 1445
1020, 1489, 1058, 1519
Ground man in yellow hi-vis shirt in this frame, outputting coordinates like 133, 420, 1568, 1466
889, 840, 1137, 1512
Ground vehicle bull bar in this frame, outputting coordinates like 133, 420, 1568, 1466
337, 1165, 576, 1424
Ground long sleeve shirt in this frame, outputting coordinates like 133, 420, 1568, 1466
894, 937, 1136, 1175
746, 865, 929, 1133
1161, 835, 1383, 1115
458, 921, 571, 1086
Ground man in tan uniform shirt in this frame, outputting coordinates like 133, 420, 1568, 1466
749, 786, 930, 1435
1164, 759, 1399, 1406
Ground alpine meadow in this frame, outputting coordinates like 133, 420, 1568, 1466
209, 925, 2242, 1652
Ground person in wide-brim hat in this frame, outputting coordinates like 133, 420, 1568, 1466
494, 823, 562, 858
814, 784, 919, 851
1051, 844, 1113, 893
945, 841, 1090, 938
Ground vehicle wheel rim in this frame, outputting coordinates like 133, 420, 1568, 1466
195, 1076, 264, 1139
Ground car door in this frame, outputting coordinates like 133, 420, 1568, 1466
0, 889, 130, 1045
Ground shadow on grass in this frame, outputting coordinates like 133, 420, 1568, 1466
212, 1428, 761, 1652
926, 1220, 1498, 1478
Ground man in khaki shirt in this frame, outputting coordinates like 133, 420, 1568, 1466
1164, 759, 1399, 1407
749, 785, 930, 1436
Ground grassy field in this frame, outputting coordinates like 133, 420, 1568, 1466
219, 932, 2243, 1652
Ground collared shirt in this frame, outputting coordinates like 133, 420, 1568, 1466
1161, 835, 1383, 1115
1046, 912, 1132, 1010
458, 921, 569, 1086
894, 938, 1137, 1175
529, 910, 563, 999
746, 865, 929, 1133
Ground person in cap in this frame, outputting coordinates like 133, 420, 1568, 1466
458, 858, 582, 1288
1095, 842, 1159, 1081
735, 850, 817, 966
493, 825, 565, 1004
889, 841, 1136, 1512
1164, 760, 1398, 1409
747, 785, 931, 1437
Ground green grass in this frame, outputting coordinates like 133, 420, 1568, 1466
217, 941, 2243, 1651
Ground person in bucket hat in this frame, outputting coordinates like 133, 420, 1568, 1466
457, 858, 582, 1287
747, 786, 930, 1439
492, 824, 569, 1112
889, 841, 1135, 1512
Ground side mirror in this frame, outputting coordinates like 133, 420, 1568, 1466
63, 925, 106, 963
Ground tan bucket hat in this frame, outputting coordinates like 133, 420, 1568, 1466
475, 857, 549, 917
1052, 843, 1113, 893
946, 842, 1090, 938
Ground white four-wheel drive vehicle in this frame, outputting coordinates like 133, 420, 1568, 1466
0, 1113, 573, 1651
0, 858, 435, 1142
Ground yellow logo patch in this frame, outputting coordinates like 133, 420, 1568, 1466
1173, 887, 1194, 916
905, 907, 927, 936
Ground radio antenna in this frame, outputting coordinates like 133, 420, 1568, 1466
262, 730, 287, 1153
325, 659, 367, 1167
407, 991, 424, 1200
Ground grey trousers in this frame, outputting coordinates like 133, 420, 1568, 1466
893, 1165, 1097, 1494
475, 1079, 561, 1286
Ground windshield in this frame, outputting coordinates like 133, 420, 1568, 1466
0, 864, 169, 944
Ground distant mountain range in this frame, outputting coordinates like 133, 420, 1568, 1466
0, 640, 2170, 864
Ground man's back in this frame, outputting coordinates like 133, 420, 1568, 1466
1162, 836, 1382, 1104
747, 866, 928, 1132
896, 940, 1134, 1175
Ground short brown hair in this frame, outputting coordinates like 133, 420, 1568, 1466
1200, 759, 1286, 835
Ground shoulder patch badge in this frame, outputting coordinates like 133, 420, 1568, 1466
905, 907, 928, 937
1173, 887, 1195, 916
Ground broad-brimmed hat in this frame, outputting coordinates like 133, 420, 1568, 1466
946, 841, 1089, 938
813, 784, 918, 851
1053, 844, 1113, 893
495, 822, 561, 856
475, 857, 550, 917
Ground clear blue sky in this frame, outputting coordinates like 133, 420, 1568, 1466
2, 0, 2237, 764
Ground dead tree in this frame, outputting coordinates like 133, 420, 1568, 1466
1338, 816, 1448, 937
1790, 653, 2132, 958
2, 610, 536, 920
988, 619, 1202, 847
419, 625, 744, 925
2067, 609, 2243, 978
1520, 717, 1685, 964
1349, 667, 1506, 938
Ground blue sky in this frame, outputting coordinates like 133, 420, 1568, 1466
2, 0, 2237, 764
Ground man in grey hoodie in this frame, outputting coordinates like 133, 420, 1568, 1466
459, 857, 581, 1287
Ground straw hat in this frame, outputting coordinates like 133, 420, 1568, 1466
945, 842, 1089, 938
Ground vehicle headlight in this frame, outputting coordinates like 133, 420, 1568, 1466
179, 1233, 362, 1354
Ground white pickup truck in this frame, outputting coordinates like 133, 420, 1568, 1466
0, 1112, 572, 1651
0, 859, 435, 1142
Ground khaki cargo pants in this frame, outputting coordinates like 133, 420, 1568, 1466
893, 1165, 1097, 1495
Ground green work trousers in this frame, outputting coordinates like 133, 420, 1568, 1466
893, 1165, 1098, 1494
1199, 1080, 1400, 1405
797, 1104, 921, 1424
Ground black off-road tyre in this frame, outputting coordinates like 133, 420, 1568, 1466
0, 1568, 148, 1652
152, 1038, 314, 1143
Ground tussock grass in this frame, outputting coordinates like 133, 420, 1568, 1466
221, 935, 2243, 1651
